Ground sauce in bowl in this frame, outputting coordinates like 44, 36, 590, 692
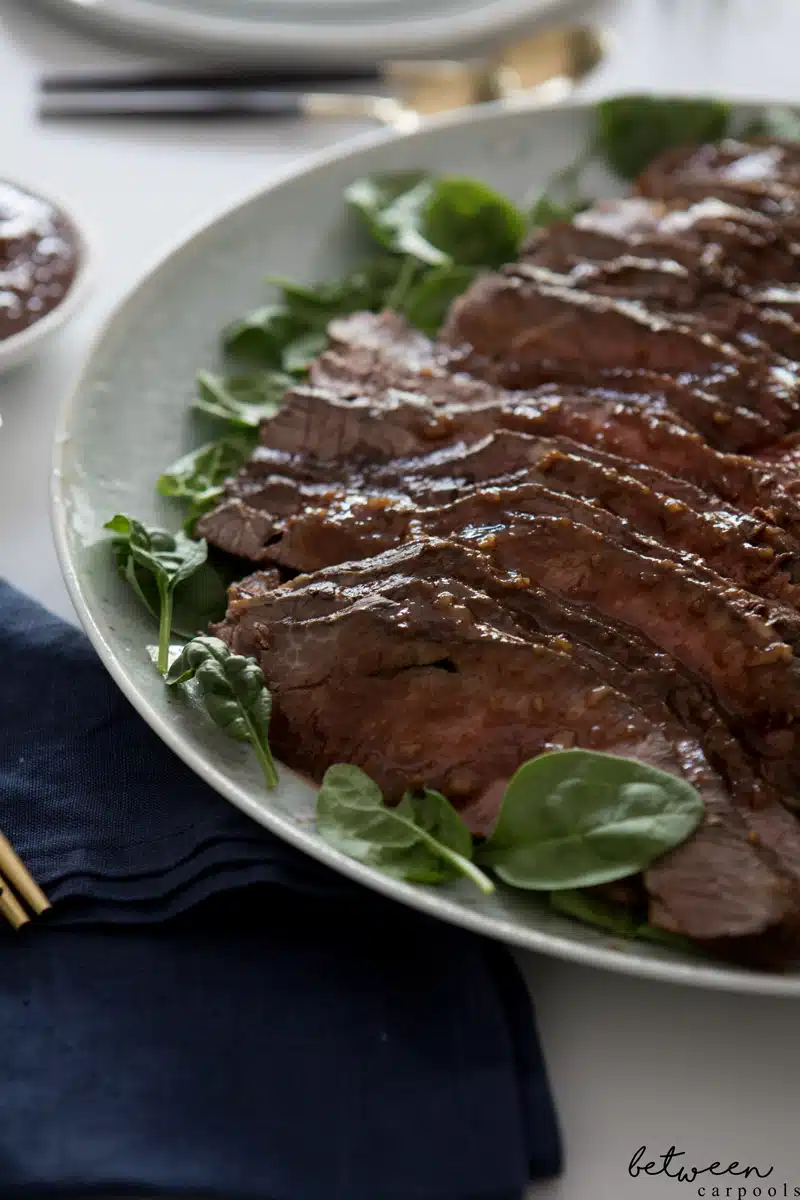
0, 181, 81, 343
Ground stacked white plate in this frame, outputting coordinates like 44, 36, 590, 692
38, 0, 575, 62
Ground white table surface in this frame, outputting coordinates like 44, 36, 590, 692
2, 2, 800, 1197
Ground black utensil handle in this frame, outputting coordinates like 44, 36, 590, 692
40, 65, 382, 93
38, 88, 313, 119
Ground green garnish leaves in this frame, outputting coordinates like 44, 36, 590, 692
157, 433, 256, 525
594, 96, 731, 180
194, 370, 289, 428
422, 177, 526, 267
548, 887, 639, 937
346, 172, 444, 264
223, 304, 306, 367
402, 264, 479, 335
105, 515, 210, 674
549, 889, 700, 955
166, 635, 279, 790
316, 765, 494, 893
529, 192, 587, 229
477, 749, 704, 890
346, 171, 526, 268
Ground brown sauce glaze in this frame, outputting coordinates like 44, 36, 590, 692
0, 181, 80, 342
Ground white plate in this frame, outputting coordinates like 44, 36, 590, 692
51, 96, 800, 997
37, 0, 576, 62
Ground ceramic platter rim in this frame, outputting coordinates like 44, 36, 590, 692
37, 0, 573, 61
52, 95, 800, 997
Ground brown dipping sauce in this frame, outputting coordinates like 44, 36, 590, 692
0, 180, 80, 342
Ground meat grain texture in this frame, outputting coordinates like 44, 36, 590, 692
198, 138, 800, 965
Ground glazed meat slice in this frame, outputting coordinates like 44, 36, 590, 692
477, 517, 800, 755
262, 383, 800, 539
440, 266, 800, 444
266, 454, 800, 605
314, 310, 502, 408
215, 542, 798, 947
313, 309, 776, 450
637, 139, 800, 219
525, 196, 800, 297
198, 425, 769, 567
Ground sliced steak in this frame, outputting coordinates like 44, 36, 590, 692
215, 540, 798, 947
525, 196, 800, 295
269, 463, 800, 608
315, 310, 500, 408
636, 139, 800, 221
440, 265, 800, 445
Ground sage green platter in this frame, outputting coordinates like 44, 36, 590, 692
52, 96, 798, 996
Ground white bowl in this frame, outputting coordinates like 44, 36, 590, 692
0, 181, 91, 376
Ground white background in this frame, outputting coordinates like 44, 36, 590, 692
1, 1, 799, 1197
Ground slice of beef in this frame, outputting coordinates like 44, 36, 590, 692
314, 310, 501, 408
525, 195, 800, 295
215, 541, 798, 947
520, 246, 800, 364
314, 308, 774, 452
479, 516, 800, 743
269, 461, 800, 608
199, 425, 770, 569
440, 265, 800, 444
636, 140, 800, 218
261, 382, 800, 541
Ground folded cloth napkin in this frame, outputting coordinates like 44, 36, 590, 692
0, 579, 562, 1199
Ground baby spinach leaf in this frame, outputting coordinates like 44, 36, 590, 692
316, 765, 494, 893
401, 264, 479, 334
282, 331, 329, 374
549, 889, 699, 955
529, 190, 590, 229
346, 171, 445, 265
477, 749, 704, 890
347, 171, 525, 270
117, 553, 229, 640
223, 305, 307, 366
595, 96, 731, 180
266, 257, 409, 325
157, 433, 256, 525
166, 635, 278, 789
423, 177, 526, 267
548, 888, 639, 937
105, 515, 209, 674
741, 105, 800, 142
193, 370, 289, 428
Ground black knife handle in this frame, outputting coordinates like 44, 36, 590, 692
38, 88, 316, 120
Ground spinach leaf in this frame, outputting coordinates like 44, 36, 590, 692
316, 764, 494, 893
166, 635, 278, 789
223, 305, 307, 366
529, 192, 586, 229
267, 257, 410, 325
157, 433, 256, 525
548, 888, 639, 937
282, 331, 329, 374
347, 172, 526, 269
423, 177, 526, 267
477, 749, 704, 890
193, 370, 289, 428
346, 171, 445, 265
549, 889, 699, 954
105, 515, 209, 674
402, 264, 479, 334
119, 553, 229, 640
595, 96, 731, 180
741, 105, 800, 142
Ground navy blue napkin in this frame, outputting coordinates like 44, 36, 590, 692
0, 579, 561, 1199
